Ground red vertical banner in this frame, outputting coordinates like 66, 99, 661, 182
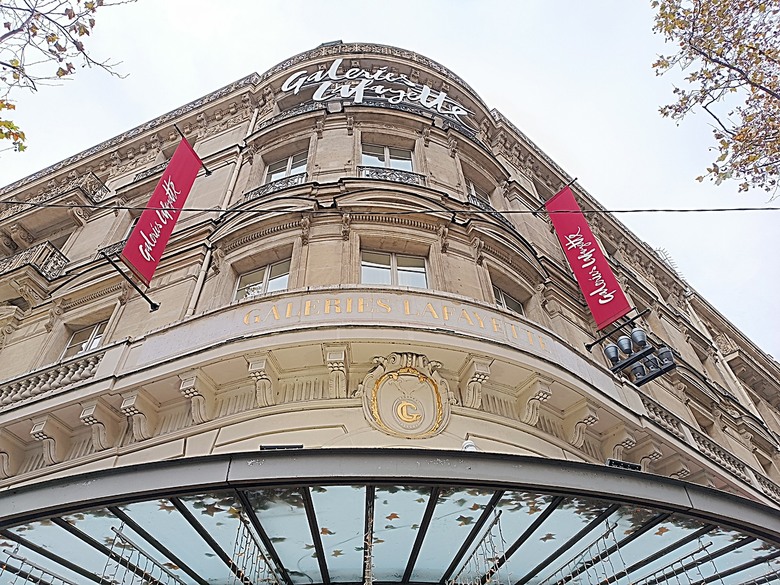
120, 139, 202, 286
545, 186, 631, 329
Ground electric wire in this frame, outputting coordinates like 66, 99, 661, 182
0, 199, 778, 215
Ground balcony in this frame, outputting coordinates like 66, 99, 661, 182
96, 238, 128, 259
0, 173, 109, 224
0, 241, 68, 281
133, 162, 168, 182
357, 166, 426, 186
467, 192, 518, 233
244, 173, 307, 202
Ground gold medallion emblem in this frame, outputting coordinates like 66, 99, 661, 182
358, 353, 454, 439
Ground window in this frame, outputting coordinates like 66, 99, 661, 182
236, 259, 291, 299
266, 152, 307, 183
494, 286, 524, 316
361, 144, 413, 171
467, 180, 491, 203
62, 321, 108, 359
361, 251, 427, 288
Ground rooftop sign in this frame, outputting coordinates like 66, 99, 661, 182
280, 58, 473, 123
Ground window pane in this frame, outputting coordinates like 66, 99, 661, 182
362, 251, 391, 267
362, 251, 392, 285
361, 144, 385, 167
266, 159, 288, 183
237, 267, 266, 299
290, 152, 307, 175
495, 286, 524, 315
267, 273, 289, 293
503, 293, 524, 315
396, 255, 425, 269
388, 148, 413, 171
397, 255, 427, 288
267, 260, 291, 293
398, 267, 427, 288
470, 181, 490, 202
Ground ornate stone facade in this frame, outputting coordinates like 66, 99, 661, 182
1, 42, 780, 584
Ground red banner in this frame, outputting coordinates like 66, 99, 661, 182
120, 139, 202, 286
545, 186, 631, 329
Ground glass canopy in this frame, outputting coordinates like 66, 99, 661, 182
1, 451, 779, 585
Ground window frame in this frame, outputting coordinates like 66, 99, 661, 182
265, 151, 308, 184
493, 285, 525, 317
62, 320, 109, 359
361, 250, 428, 289
466, 179, 491, 203
360, 144, 414, 171
235, 258, 291, 300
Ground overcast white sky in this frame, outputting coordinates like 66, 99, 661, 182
1, 0, 777, 358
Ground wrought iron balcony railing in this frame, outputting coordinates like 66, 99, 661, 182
133, 162, 168, 182
357, 166, 426, 186
244, 173, 307, 202
467, 192, 517, 233
96, 238, 128, 259
0, 172, 110, 222
0, 241, 68, 280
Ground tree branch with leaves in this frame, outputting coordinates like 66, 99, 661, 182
0, 0, 131, 152
652, 0, 780, 197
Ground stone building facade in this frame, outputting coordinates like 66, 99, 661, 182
0, 43, 779, 585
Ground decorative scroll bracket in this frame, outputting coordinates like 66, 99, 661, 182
119, 389, 159, 442
179, 370, 217, 424
515, 374, 553, 426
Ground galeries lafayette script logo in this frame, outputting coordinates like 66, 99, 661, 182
280, 58, 473, 123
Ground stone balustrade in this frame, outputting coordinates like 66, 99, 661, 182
0, 352, 103, 411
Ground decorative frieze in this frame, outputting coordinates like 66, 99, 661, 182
601, 424, 637, 461
30, 415, 70, 465
563, 400, 599, 448
79, 399, 122, 452
0, 429, 23, 479
119, 390, 159, 442
459, 357, 491, 409
515, 375, 553, 427
324, 345, 348, 399
179, 370, 217, 425
246, 352, 277, 407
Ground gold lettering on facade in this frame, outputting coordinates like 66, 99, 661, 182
396, 400, 422, 423
241, 294, 551, 356
376, 299, 391, 313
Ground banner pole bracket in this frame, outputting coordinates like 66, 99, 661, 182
173, 123, 212, 176
532, 177, 578, 217
100, 251, 160, 312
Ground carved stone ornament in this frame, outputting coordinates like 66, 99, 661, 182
357, 352, 454, 439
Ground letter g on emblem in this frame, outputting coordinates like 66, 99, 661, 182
359, 352, 453, 439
